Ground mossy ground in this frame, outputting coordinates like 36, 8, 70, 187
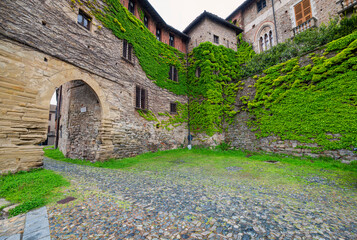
44, 148, 357, 190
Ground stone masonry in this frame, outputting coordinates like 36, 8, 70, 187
0, 0, 188, 174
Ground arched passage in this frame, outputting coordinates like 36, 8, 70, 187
55, 80, 102, 161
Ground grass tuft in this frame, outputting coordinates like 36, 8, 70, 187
0, 169, 69, 217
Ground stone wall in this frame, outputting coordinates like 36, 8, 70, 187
226, 48, 357, 162
187, 18, 238, 52
0, 0, 189, 174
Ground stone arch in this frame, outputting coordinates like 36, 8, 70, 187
41, 68, 110, 118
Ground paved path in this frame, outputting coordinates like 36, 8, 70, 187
0, 207, 50, 240
44, 158, 357, 239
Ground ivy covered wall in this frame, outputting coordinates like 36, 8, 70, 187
233, 32, 357, 159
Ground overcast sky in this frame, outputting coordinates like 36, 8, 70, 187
149, 0, 245, 31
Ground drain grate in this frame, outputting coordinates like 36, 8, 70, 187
265, 160, 279, 164
57, 197, 76, 204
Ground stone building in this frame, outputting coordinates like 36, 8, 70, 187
226, 0, 346, 53
0, 0, 348, 174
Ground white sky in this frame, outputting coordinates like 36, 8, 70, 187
149, 0, 245, 31
51, 92, 57, 105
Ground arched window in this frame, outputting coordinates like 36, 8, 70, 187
269, 31, 273, 48
260, 37, 264, 52
264, 34, 269, 50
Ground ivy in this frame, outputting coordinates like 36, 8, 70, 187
77, 0, 188, 95
247, 34, 357, 151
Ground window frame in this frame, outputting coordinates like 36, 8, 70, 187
169, 33, 175, 47
213, 35, 219, 44
77, 9, 92, 30
170, 102, 177, 114
257, 0, 267, 13
156, 28, 161, 41
122, 39, 134, 63
144, 15, 149, 28
135, 85, 148, 110
169, 66, 178, 82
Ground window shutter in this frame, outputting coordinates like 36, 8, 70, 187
135, 86, 140, 108
174, 67, 178, 82
123, 40, 127, 58
294, 0, 312, 26
169, 66, 173, 80
141, 88, 146, 109
302, 0, 312, 22
128, 43, 132, 62
294, 2, 303, 26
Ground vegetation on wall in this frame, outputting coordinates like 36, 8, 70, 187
73, 0, 187, 95
186, 42, 254, 136
246, 32, 357, 152
74, 0, 357, 152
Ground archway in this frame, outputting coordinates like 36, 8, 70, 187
53, 80, 102, 161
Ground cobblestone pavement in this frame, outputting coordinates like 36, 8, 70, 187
44, 158, 357, 239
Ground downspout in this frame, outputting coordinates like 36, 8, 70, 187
185, 38, 192, 148
271, 0, 279, 44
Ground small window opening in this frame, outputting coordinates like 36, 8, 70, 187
144, 15, 149, 28
169, 34, 175, 47
169, 66, 178, 82
156, 28, 161, 41
123, 39, 133, 62
170, 103, 177, 114
257, 0, 267, 12
135, 86, 147, 110
195, 67, 201, 78
77, 9, 92, 30
128, 0, 135, 14
213, 35, 219, 44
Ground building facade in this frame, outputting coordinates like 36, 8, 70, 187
227, 0, 345, 53
0, 0, 347, 174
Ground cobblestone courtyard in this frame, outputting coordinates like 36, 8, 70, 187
42, 154, 357, 240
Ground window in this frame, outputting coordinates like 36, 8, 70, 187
294, 0, 312, 26
135, 86, 147, 110
48, 126, 51, 133
269, 31, 273, 48
257, 0, 267, 12
233, 19, 237, 25
128, 0, 135, 14
156, 28, 161, 41
195, 67, 201, 78
77, 9, 91, 30
260, 37, 264, 52
169, 34, 175, 47
144, 15, 149, 28
264, 34, 269, 50
49, 114, 51, 121
169, 66, 178, 82
213, 35, 219, 44
123, 39, 133, 62
170, 103, 177, 114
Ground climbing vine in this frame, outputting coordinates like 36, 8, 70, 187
74, 0, 188, 95
246, 32, 357, 151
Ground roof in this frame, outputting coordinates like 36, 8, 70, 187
226, 0, 253, 21
138, 0, 189, 41
183, 11, 243, 35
